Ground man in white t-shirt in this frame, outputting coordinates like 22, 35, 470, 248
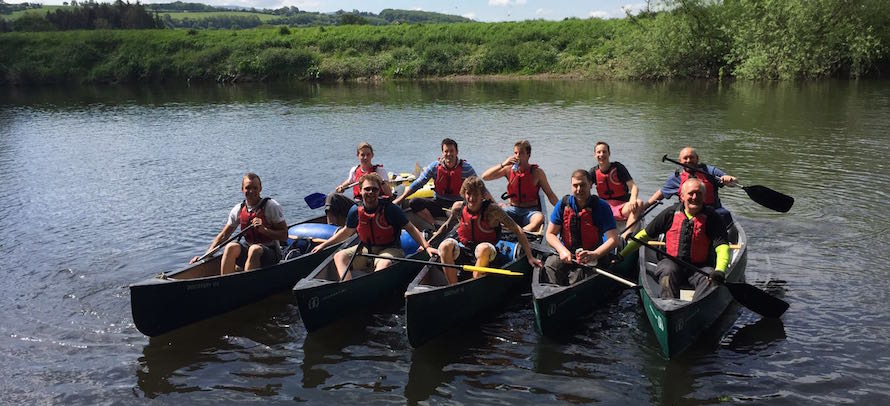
191, 173, 288, 274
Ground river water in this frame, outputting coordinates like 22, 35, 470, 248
1, 80, 888, 404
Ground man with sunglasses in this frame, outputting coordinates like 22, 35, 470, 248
312, 173, 435, 280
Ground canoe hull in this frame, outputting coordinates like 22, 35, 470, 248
405, 256, 532, 347
130, 240, 339, 337
639, 221, 748, 358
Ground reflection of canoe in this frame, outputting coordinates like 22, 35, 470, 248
531, 252, 637, 336
130, 216, 342, 337
404, 239, 532, 347
531, 218, 642, 336
293, 230, 446, 332
638, 221, 748, 358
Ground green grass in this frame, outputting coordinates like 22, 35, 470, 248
3, 5, 67, 20
157, 11, 279, 22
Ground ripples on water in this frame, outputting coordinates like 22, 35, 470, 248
1, 81, 889, 404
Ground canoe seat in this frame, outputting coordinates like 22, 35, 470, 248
680, 289, 695, 301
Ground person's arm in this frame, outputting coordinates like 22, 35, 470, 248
544, 201, 572, 264
626, 179, 641, 211
577, 203, 618, 264
335, 166, 357, 193
375, 166, 394, 196
311, 226, 355, 252
481, 156, 513, 181
404, 222, 437, 256
708, 165, 736, 186
394, 162, 434, 205
536, 168, 559, 206
191, 223, 236, 263
647, 189, 663, 207
428, 201, 461, 242
253, 201, 287, 241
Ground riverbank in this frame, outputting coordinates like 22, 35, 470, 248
2, 1, 888, 86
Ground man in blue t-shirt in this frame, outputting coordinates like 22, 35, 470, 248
647, 147, 737, 225
544, 170, 619, 286
312, 173, 435, 280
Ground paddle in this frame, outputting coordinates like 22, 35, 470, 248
340, 242, 364, 281
194, 224, 255, 263
627, 234, 789, 318
571, 261, 639, 288
661, 154, 794, 213
358, 253, 524, 276
304, 174, 417, 210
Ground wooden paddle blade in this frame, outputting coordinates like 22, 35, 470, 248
462, 265, 523, 276
725, 282, 789, 318
742, 185, 794, 213
304, 192, 327, 209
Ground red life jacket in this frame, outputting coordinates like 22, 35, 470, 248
352, 164, 382, 198
239, 197, 273, 245
665, 207, 711, 264
457, 200, 501, 249
434, 159, 465, 197
356, 203, 397, 246
506, 164, 540, 204
594, 164, 629, 200
560, 195, 602, 251
678, 167, 717, 206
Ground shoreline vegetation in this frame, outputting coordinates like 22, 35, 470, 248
2, 1, 889, 86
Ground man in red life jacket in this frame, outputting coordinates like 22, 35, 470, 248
481, 140, 558, 233
544, 170, 619, 286
392, 138, 479, 228
647, 147, 737, 226
325, 142, 393, 226
312, 173, 435, 281
621, 178, 730, 299
190, 173, 288, 275
590, 141, 645, 239
429, 176, 542, 285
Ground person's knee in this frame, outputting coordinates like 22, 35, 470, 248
224, 242, 241, 255
475, 244, 496, 262
247, 244, 264, 258
334, 250, 349, 262
439, 239, 458, 258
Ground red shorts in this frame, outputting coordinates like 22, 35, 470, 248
606, 199, 628, 221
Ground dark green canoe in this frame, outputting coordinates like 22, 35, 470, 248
638, 221, 748, 358
130, 215, 341, 337
404, 239, 533, 347
294, 231, 445, 332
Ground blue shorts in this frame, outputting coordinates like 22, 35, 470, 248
503, 205, 540, 227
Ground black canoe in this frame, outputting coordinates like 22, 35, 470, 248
404, 238, 533, 347
638, 221, 748, 358
130, 216, 343, 337
293, 230, 446, 332
531, 218, 643, 336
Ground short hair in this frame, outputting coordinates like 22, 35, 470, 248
595, 141, 610, 153
571, 169, 592, 184
358, 172, 384, 189
514, 140, 531, 155
242, 172, 261, 188
680, 147, 698, 159
681, 178, 706, 194
441, 138, 458, 151
460, 176, 488, 197
356, 142, 373, 154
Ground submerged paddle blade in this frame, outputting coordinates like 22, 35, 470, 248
463, 265, 524, 276
742, 185, 794, 213
304, 192, 327, 210
726, 282, 789, 318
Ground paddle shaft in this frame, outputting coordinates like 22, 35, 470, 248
196, 224, 254, 262
358, 253, 524, 276
662, 155, 727, 186
627, 234, 716, 280
572, 261, 638, 288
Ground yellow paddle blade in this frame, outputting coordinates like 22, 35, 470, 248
462, 265, 524, 276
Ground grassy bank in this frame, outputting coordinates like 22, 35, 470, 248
2, 0, 888, 85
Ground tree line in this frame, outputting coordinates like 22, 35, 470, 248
3, 0, 162, 31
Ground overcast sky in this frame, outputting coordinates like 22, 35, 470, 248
40, 0, 651, 21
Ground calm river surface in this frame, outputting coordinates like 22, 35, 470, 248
1, 80, 889, 404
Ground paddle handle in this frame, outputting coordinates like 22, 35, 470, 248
196, 224, 254, 262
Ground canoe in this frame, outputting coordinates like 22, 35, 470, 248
293, 229, 445, 332
531, 219, 642, 336
130, 216, 342, 337
404, 238, 533, 347
638, 221, 748, 358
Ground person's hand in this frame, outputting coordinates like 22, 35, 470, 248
189, 255, 200, 264
528, 255, 542, 268
311, 244, 323, 254
502, 156, 517, 169
336, 185, 345, 193
720, 175, 737, 186
425, 246, 439, 257
710, 270, 726, 284
576, 249, 598, 265
251, 217, 264, 227
558, 248, 573, 264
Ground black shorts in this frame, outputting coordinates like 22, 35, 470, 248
408, 197, 454, 219
235, 242, 282, 268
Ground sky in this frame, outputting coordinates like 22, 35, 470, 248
40, 0, 652, 21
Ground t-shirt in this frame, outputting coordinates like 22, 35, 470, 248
590, 161, 633, 202
226, 198, 285, 248
346, 201, 410, 233
345, 164, 389, 199
660, 165, 727, 207
549, 195, 617, 236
